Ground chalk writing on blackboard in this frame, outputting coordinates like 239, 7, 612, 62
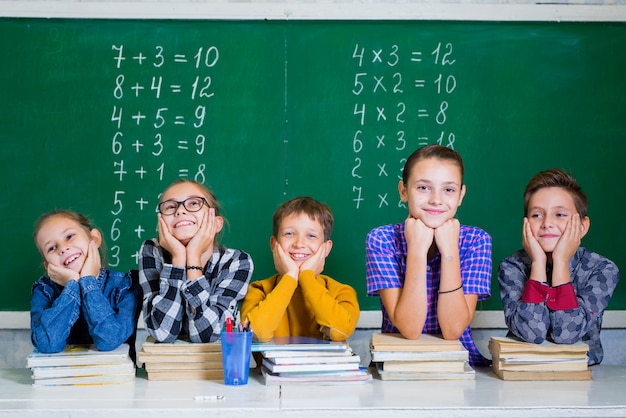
349, 41, 458, 211
108, 44, 220, 267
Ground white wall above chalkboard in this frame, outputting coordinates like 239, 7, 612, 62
1, 1, 626, 21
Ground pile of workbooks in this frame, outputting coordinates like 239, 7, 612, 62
370, 333, 475, 380
137, 336, 223, 381
488, 336, 591, 381
26, 343, 135, 386
254, 337, 371, 385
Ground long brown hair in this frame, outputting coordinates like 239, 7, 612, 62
402, 145, 465, 186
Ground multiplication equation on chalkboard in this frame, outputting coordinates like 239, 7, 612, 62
107, 44, 220, 268
349, 41, 459, 210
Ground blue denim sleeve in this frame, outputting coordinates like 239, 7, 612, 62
30, 278, 81, 353
80, 270, 141, 352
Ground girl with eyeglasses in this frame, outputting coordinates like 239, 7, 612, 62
139, 179, 254, 343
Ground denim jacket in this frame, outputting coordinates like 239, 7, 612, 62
30, 269, 141, 354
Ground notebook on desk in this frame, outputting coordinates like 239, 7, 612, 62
252, 336, 350, 352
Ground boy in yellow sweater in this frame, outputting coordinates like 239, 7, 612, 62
241, 196, 360, 342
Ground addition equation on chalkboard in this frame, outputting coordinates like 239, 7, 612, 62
108, 44, 220, 268
349, 41, 459, 211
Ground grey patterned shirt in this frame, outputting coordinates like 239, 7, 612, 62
498, 247, 619, 365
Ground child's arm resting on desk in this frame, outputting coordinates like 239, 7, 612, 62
299, 271, 360, 341
139, 239, 185, 343
30, 279, 81, 353
498, 254, 551, 343
81, 271, 140, 351
184, 248, 253, 343
240, 275, 297, 342
437, 227, 492, 340
499, 250, 619, 346
549, 253, 619, 344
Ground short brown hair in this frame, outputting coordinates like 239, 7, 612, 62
402, 145, 464, 185
523, 168, 588, 218
272, 197, 334, 241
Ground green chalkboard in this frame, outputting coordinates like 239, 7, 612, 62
1, 19, 625, 313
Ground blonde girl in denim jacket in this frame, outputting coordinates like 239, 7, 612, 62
31, 210, 141, 354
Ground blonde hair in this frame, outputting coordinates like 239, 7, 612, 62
160, 179, 226, 245
33, 210, 108, 266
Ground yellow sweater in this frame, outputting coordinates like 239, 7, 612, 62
240, 270, 360, 342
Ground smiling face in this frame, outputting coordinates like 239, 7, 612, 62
159, 181, 217, 246
35, 214, 99, 273
399, 157, 466, 229
272, 212, 328, 267
526, 187, 588, 253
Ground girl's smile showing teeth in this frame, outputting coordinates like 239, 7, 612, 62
174, 220, 195, 228
64, 253, 81, 266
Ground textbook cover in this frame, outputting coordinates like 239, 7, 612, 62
252, 336, 350, 352
31, 359, 135, 379
26, 344, 131, 368
32, 373, 135, 387
141, 336, 221, 354
261, 366, 372, 385
262, 357, 361, 373
27, 344, 135, 386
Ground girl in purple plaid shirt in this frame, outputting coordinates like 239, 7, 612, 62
366, 145, 492, 366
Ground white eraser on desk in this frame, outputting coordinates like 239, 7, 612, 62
193, 395, 225, 401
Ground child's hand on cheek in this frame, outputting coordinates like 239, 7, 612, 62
80, 240, 101, 278
434, 218, 460, 257
46, 262, 79, 287
272, 240, 299, 281
186, 209, 217, 260
522, 217, 547, 265
552, 214, 583, 264
300, 241, 329, 277
157, 213, 186, 262
405, 216, 433, 257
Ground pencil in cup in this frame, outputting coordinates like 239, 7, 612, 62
220, 329, 252, 385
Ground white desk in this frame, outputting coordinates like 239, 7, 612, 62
1, 367, 625, 418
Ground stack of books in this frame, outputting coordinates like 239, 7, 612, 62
253, 337, 371, 385
488, 336, 591, 381
370, 333, 474, 380
26, 343, 135, 386
137, 336, 223, 381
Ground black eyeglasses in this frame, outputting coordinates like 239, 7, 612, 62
158, 197, 208, 216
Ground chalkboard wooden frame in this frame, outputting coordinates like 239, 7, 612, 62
1, 1, 626, 22
0, 13, 624, 310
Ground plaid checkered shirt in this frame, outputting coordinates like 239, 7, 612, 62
366, 222, 492, 366
139, 238, 253, 343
